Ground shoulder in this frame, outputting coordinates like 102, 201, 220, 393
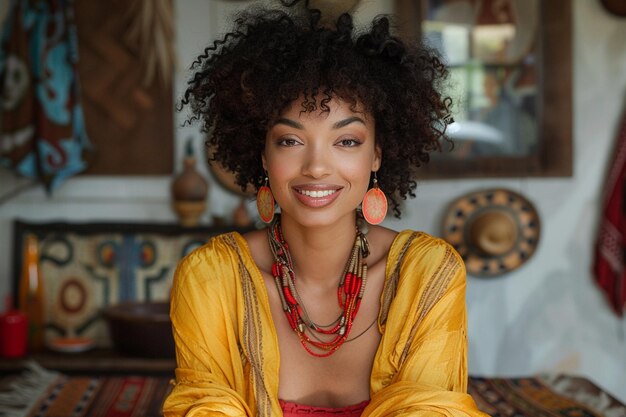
378, 230, 466, 331
241, 228, 273, 275
387, 230, 466, 292
177, 232, 242, 270
173, 232, 249, 293
169, 233, 250, 341
391, 230, 464, 272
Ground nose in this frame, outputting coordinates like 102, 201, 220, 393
301, 144, 331, 179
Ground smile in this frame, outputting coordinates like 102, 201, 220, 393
292, 185, 343, 208
297, 189, 337, 198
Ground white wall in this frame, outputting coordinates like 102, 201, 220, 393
1, 0, 625, 403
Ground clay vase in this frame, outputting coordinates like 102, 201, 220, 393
172, 139, 209, 227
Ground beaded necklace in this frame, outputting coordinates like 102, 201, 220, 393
268, 217, 370, 357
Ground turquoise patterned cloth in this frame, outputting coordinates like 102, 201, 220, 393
0, 0, 90, 191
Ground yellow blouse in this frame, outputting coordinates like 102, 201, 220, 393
163, 231, 490, 417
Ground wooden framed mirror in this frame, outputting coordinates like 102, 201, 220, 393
393, 0, 572, 178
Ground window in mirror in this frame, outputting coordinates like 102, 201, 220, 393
393, 0, 572, 178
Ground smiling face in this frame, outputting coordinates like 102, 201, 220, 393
263, 97, 381, 229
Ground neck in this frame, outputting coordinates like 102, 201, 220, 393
277, 213, 359, 288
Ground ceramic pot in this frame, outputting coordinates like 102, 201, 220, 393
172, 139, 209, 226
102, 301, 174, 358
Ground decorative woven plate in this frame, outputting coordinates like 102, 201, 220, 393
441, 188, 541, 277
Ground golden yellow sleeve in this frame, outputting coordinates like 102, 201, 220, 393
365, 233, 490, 417
162, 238, 252, 417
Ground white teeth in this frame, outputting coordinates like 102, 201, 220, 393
299, 189, 336, 198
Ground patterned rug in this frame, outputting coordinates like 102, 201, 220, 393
29, 376, 171, 417
1, 364, 625, 417
469, 376, 626, 417
0, 363, 172, 417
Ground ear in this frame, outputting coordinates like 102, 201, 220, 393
372, 145, 382, 172
262, 152, 267, 171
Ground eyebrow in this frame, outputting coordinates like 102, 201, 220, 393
273, 118, 303, 129
273, 116, 366, 130
333, 116, 366, 129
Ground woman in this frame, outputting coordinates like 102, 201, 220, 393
163, 3, 489, 417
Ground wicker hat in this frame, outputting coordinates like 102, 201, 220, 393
441, 188, 541, 277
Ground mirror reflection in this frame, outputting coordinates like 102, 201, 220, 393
422, 0, 539, 159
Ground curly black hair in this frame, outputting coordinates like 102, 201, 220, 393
182, 2, 451, 217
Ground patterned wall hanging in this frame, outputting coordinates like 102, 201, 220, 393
12, 221, 252, 347
0, 0, 90, 191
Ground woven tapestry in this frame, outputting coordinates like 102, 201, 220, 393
12, 221, 247, 347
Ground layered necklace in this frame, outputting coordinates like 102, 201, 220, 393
268, 217, 370, 357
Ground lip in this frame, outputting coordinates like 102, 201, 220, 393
292, 184, 343, 208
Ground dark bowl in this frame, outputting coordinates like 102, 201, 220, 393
102, 301, 174, 358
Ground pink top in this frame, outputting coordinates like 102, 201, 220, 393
279, 400, 370, 417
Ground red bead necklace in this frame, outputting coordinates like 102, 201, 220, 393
268, 218, 370, 357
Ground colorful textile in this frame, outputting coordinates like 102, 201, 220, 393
20, 375, 171, 417
593, 104, 626, 315
163, 231, 489, 417
469, 376, 625, 417
13, 221, 235, 349
0, 0, 90, 191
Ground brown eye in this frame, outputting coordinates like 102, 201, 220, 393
337, 138, 361, 147
278, 138, 301, 147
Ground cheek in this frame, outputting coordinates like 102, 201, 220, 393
265, 157, 294, 190
342, 156, 375, 190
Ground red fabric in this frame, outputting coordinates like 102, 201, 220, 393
594, 105, 626, 316
279, 399, 369, 417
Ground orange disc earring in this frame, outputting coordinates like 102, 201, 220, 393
257, 175, 275, 223
362, 172, 387, 225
